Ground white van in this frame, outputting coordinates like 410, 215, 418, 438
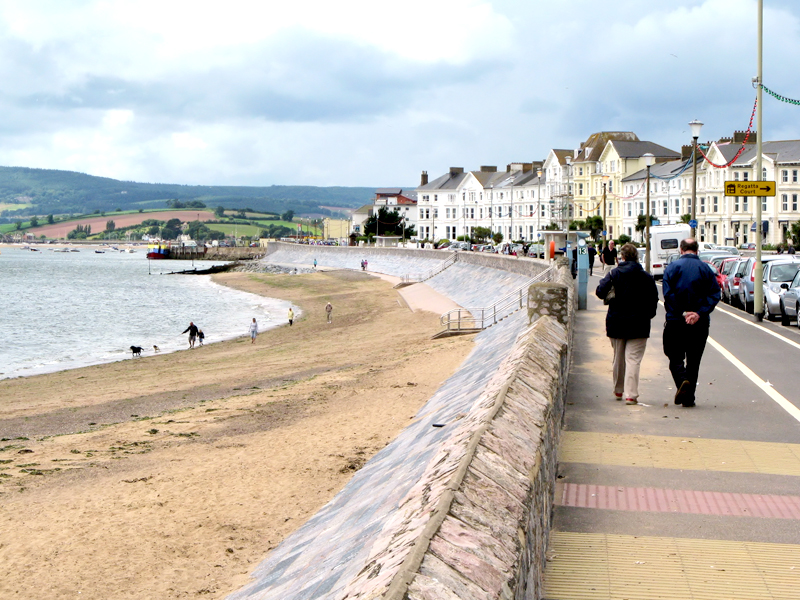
648, 224, 692, 278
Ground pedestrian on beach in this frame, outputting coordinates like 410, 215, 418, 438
662, 238, 721, 407
360, 259, 365, 271
595, 243, 659, 405
325, 302, 333, 324
182, 321, 198, 348
313, 258, 317, 269
249, 318, 258, 344
288, 307, 294, 326
198, 329, 205, 346
364, 259, 368, 271
600, 240, 618, 276
588, 244, 597, 276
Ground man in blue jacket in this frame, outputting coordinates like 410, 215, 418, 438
662, 238, 721, 407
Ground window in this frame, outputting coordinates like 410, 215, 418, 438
579, 167, 583, 176
783, 170, 789, 183
608, 201, 613, 216
433, 208, 438, 218
795, 170, 799, 183
422, 195, 429, 201
434, 194, 438, 201
743, 172, 749, 181
663, 200, 668, 215
763, 167, 767, 180
794, 194, 798, 211
735, 197, 740, 211
578, 183, 584, 195
528, 205, 534, 217
762, 198, 767, 212
783, 194, 788, 211
734, 172, 740, 181
743, 197, 749, 211
700, 197, 706, 213
713, 196, 718, 212
479, 208, 483, 219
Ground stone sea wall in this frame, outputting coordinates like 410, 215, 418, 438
227, 248, 574, 600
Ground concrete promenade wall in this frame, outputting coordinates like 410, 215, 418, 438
226, 246, 574, 600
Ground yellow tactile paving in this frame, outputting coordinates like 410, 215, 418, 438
544, 532, 800, 600
560, 432, 800, 476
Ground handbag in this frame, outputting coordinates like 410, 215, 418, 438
603, 284, 616, 305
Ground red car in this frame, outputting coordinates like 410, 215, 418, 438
703, 261, 725, 290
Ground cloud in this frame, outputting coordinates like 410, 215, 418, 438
0, 0, 797, 188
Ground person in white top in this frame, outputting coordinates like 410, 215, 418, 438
249, 318, 258, 343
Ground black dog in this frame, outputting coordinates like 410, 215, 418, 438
130, 345, 143, 357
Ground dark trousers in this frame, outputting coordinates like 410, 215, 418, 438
662, 319, 710, 397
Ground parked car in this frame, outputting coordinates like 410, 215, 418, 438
717, 257, 740, 302
703, 261, 725, 290
740, 242, 756, 250
716, 245, 740, 255
723, 258, 749, 306
738, 255, 800, 313
761, 260, 800, 320
780, 268, 800, 326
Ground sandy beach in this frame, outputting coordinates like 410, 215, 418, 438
0, 269, 475, 599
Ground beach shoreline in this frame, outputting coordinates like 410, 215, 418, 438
0, 269, 474, 600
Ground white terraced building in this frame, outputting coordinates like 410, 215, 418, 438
414, 131, 800, 247
621, 135, 800, 246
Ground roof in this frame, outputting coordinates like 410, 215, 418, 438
375, 188, 403, 195
575, 131, 640, 162
622, 159, 689, 182
609, 140, 680, 159
734, 140, 800, 165
418, 171, 469, 191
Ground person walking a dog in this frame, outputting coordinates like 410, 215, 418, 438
182, 321, 198, 348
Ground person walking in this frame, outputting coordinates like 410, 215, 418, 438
595, 243, 659, 405
325, 302, 333, 324
249, 318, 258, 344
662, 238, 721, 407
197, 329, 205, 346
182, 321, 198, 348
288, 307, 294, 326
600, 240, 618, 276
588, 244, 597, 276
313, 258, 317, 269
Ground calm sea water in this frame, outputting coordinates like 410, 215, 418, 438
0, 247, 293, 380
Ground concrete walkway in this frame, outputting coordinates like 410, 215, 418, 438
543, 277, 800, 599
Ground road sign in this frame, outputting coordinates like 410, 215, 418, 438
689, 219, 698, 228
724, 181, 776, 196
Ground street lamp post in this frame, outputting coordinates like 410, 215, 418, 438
565, 156, 572, 232
643, 153, 655, 273
602, 175, 609, 245
689, 119, 704, 239
537, 170, 542, 233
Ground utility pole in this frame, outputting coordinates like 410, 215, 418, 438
754, 0, 765, 321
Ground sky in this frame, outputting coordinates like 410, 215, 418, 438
0, 0, 798, 188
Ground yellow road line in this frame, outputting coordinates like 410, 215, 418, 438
544, 532, 800, 600
560, 432, 800, 476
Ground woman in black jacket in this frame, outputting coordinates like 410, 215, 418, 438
595, 243, 659, 405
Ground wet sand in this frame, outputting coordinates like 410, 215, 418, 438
0, 269, 475, 600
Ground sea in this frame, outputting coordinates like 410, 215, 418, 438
0, 246, 293, 380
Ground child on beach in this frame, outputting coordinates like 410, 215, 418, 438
198, 329, 205, 346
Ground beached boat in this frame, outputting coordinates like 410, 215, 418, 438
146, 243, 170, 259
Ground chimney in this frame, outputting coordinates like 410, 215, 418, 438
449, 167, 464, 175
480, 165, 497, 172
420, 170, 428, 186
681, 144, 694, 161
734, 130, 757, 144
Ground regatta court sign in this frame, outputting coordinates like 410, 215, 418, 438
724, 181, 776, 196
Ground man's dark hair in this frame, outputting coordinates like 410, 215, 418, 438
681, 239, 699, 253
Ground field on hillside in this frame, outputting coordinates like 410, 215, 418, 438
29, 210, 216, 238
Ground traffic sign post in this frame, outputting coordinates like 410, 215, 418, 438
724, 181, 776, 196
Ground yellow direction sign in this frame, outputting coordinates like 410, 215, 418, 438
724, 181, 776, 196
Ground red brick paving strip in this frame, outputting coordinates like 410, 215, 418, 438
559, 483, 800, 519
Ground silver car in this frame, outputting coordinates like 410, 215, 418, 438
761, 260, 800, 320
780, 268, 800, 326
738, 255, 798, 313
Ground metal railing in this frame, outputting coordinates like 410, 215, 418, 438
400, 252, 459, 284
438, 266, 556, 333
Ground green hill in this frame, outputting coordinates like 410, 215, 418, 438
0, 166, 377, 222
